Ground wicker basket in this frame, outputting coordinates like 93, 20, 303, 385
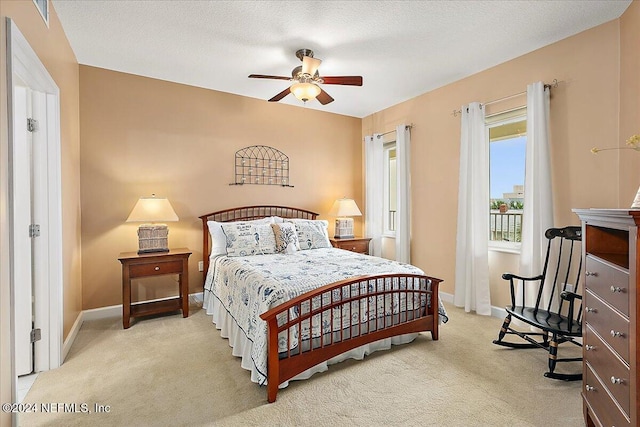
137, 225, 169, 253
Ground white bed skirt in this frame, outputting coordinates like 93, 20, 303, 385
204, 293, 418, 388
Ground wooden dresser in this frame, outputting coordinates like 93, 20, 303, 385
574, 209, 639, 427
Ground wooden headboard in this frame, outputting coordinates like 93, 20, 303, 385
198, 206, 319, 283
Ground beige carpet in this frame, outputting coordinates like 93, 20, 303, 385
20, 302, 583, 427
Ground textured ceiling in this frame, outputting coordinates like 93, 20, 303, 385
52, 0, 631, 118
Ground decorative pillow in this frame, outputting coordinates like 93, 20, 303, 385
221, 223, 277, 257
207, 217, 273, 257
271, 223, 300, 254
285, 219, 331, 250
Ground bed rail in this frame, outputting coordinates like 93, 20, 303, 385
260, 273, 441, 402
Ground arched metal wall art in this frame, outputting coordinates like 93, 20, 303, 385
230, 145, 293, 187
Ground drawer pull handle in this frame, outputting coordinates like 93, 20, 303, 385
610, 286, 624, 293
585, 345, 594, 351
585, 385, 595, 392
154, 266, 160, 271
610, 376, 624, 385
610, 330, 624, 338
351, 247, 356, 250
585, 307, 597, 313
585, 271, 597, 277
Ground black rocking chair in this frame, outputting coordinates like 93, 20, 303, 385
493, 226, 583, 381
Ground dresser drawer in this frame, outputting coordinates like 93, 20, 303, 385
584, 290, 630, 363
584, 325, 630, 417
584, 364, 631, 427
129, 260, 183, 278
585, 255, 629, 316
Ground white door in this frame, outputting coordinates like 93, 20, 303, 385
12, 86, 48, 377
7, 20, 64, 418
12, 86, 34, 376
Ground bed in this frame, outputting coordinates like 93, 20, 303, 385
200, 206, 447, 402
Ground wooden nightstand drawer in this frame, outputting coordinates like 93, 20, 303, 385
340, 240, 369, 253
330, 237, 371, 255
129, 260, 183, 278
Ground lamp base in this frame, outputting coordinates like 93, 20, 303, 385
137, 224, 169, 254
632, 185, 640, 209
137, 248, 170, 255
334, 218, 354, 239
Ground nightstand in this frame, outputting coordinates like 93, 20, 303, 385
118, 248, 192, 329
330, 237, 371, 255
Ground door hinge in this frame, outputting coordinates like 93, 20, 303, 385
27, 118, 39, 132
29, 224, 40, 238
30, 328, 41, 343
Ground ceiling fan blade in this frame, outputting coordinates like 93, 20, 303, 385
268, 87, 291, 102
316, 88, 334, 105
249, 74, 291, 81
302, 56, 322, 76
321, 76, 363, 86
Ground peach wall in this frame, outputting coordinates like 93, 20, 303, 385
363, 20, 623, 310
619, 0, 640, 207
79, 66, 362, 309
0, 0, 81, 422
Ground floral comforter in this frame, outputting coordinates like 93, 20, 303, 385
203, 247, 448, 384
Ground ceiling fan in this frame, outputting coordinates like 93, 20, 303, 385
248, 48, 363, 105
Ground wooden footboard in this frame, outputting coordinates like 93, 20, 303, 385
260, 273, 441, 403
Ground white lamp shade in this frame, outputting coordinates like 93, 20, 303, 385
329, 198, 362, 217
126, 196, 178, 223
290, 82, 321, 102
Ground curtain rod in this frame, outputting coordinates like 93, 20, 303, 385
375, 124, 413, 138
451, 79, 558, 117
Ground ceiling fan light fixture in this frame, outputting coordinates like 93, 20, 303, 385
290, 82, 321, 103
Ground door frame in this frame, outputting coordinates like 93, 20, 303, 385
6, 17, 63, 395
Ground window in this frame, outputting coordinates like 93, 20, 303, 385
383, 142, 397, 236
33, 0, 49, 27
487, 107, 526, 251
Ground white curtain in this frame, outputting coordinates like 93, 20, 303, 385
395, 125, 411, 263
365, 135, 383, 257
518, 82, 554, 305
454, 102, 491, 315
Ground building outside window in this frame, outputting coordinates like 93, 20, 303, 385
487, 107, 526, 252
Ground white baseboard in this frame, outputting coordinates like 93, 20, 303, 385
439, 291, 506, 319
63, 292, 205, 361
439, 291, 454, 304
491, 305, 507, 319
62, 311, 83, 361
82, 303, 122, 321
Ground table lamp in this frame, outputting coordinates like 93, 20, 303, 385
126, 194, 178, 254
329, 197, 362, 238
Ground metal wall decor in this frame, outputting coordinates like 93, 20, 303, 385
230, 145, 293, 187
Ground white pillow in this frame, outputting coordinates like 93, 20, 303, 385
221, 223, 277, 257
285, 219, 331, 250
207, 217, 273, 257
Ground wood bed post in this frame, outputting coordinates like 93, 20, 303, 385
430, 280, 440, 341
200, 215, 210, 287
265, 318, 280, 403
